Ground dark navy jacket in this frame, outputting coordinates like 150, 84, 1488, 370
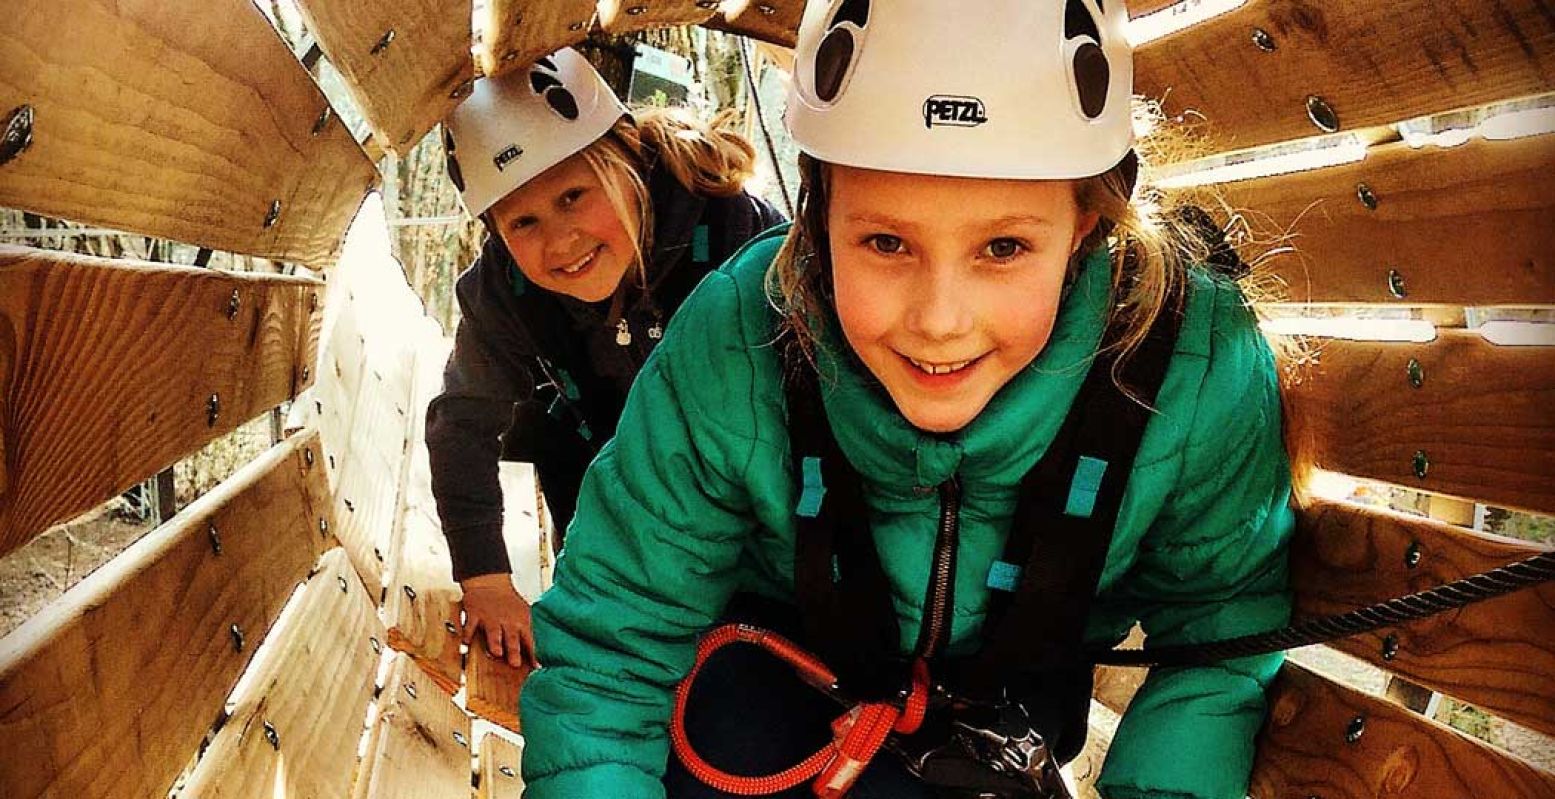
426, 162, 785, 580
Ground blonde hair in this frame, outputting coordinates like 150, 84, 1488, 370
768, 100, 1273, 402
577, 107, 759, 288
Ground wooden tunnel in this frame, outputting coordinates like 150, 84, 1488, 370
0, 1, 1551, 797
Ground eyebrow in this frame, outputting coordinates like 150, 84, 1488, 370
839, 213, 1058, 232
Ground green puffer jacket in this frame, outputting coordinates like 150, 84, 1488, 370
522, 227, 1294, 799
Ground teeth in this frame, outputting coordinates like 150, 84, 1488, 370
559, 249, 596, 274
908, 357, 974, 375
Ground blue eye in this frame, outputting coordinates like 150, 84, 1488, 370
867, 234, 903, 255
985, 238, 1026, 260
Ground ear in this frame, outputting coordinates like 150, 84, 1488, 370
1072, 209, 1101, 253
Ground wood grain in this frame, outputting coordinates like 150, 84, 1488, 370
0, 0, 374, 267
710, 1, 804, 48
1221, 134, 1555, 306
1281, 331, 1555, 515
352, 653, 474, 799
0, 245, 322, 557
178, 547, 385, 798
384, 506, 464, 693
0, 432, 333, 799
478, 0, 596, 79
466, 645, 532, 734
598, 0, 717, 34
477, 732, 526, 799
292, 0, 475, 153
1251, 662, 1555, 798
1135, 0, 1555, 155
1292, 498, 1555, 738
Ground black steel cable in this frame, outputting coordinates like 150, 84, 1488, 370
737, 38, 794, 217
1091, 551, 1555, 668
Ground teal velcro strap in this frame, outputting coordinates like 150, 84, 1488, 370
831, 554, 842, 583
1064, 455, 1108, 518
509, 263, 527, 297
692, 225, 711, 263
986, 560, 1022, 592
796, 456, 826, 518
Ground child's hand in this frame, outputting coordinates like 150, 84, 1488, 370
458, 573, 539, 669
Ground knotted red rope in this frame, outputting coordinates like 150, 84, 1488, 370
670, 624, 930, 798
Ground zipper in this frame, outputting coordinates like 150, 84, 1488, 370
914, 475, 961, 660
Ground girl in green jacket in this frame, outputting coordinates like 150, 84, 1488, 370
522, 2, 1293, 798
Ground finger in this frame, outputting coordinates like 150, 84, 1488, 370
520, 626, 540, 669
504, 625, 524, 669
486, 626, 505, 659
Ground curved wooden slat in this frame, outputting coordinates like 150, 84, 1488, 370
1252, 662, 1555, 798
477, 0, 595, 79
291, 0, 475, 153
1222, 134, 1555, 306
384, 507, 464, 693
1136, 0, 1555, 155
0, 432, 333, 799
179, 547, 385, 798
598, 0, 717, 34
0, 245, 321, 557
710, 0, 804, 48
352, 653, 473, 799
0, 0, 375, 266
477, 733, 526, 799
1292, 498, 1555, 738
1281, 331, 1555, 515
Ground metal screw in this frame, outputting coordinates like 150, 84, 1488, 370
453, 730, 468, 748
208, 524, 222, 555
230, 624, 246, 652
626, 5, 648, 15
371, 29, 396, 56
1251, 28, 1276, 52
1405, 541, 1423, 569
445, 621, 459, 636
373, 547, 383, 562
344, 498, 355, 513
226, 289, 242, 320
319, 517, 330, 536
1406, 359, 1424, 388
1381, 634, 1399, 661
309, 293, 320, 312
450, 79, 474, 100
369, 636, 382, 654
1345, 716, 1366, 743
1356, 183, 1378, 211
338, 575, 349, 593
404, 682, 418, 700
263, 720, 280, 749
1412, 450, 1430, 479
402, 585, 418, 601
311, 107, 333, 136
757, 3, 777, 14
301, 365, 311, 382
304, 448, 315, 468
1306, 96, 1340, 133
207, 393, 221, 427
696, 0, 719, 8
1, 105, 35, 167
569, 21, 584, 31
499, 765, 517, 778
501, 49, 518, 63
263, 200, 281, 229
1387, 269, 1407, 299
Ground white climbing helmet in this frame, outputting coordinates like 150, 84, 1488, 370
785, 0, 1134, 180
443, 48, 628, 216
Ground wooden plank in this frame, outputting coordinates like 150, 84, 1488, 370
1092, 626, 1148, 716
352, 653, 474, 799
0, 0, 374, 267
1220, 135, 1555, 306
0, 432, 333, 799
597, 0, 717, 34
1292, 498, 1555, 738
476, 733, 525, 799
0, 245, 322, 558
466, 645, 531, 734
710, 1, 804, 48
291, 0, 475, 153
179, 547, 386, 798
1135, 0, 1555, 155
384, 507, 464, 693
1281, 331, 1555, 515
1251, 662, 1555, 798
477, 0, 596, 79
465, 464, 544, 733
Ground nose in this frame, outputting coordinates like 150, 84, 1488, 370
542, 225, 581, 262
904, 259, 973, 342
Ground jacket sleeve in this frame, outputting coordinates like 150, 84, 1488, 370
425, 259, 535, 581
520, 270, 760, 797
1096, 279, 1295, 799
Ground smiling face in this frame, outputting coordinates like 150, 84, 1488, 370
487, 150, 640, 302
828, 165, 1099, 433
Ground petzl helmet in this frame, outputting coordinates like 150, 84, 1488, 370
785, 0, 1134, 180
443, 48, 628, 216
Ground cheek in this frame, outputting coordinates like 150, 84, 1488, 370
831, 257, 894, 347
499, 232, 545, 280
582, 195, 635, 253
989, 272, 1065, 359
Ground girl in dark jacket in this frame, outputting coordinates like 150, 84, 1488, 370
426, 48, 785, 670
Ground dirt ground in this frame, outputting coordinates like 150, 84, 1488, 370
0, 506, 153, 639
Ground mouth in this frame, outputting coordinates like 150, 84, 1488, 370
904, 354, 980, 376
553, 245, 601, 276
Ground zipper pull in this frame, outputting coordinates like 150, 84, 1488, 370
615, 318, 632, 346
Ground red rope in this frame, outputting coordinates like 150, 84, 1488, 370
670, 624, 930, 797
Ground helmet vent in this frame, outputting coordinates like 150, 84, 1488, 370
813, 0, 870, 104
1065, 0, 1111, 120
1064, 0, 1101, 43
529, 62, 580, 121
833, 0, 869, 28
442, 127, 465, 191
